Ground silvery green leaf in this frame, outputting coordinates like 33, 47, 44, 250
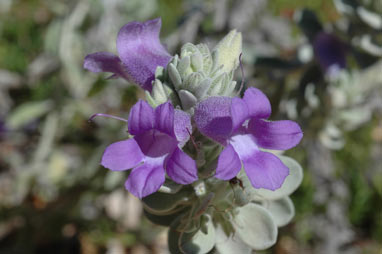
6, 100, 53, 129
355, 35, 382, 57
221, 80, 236, 96
155, 66, 165, 79
145, 91, 157, 107
32, 113, 58, 164
142, 188, 192, 215
171, 54, 179, 67
208, 73, 227, 96
212, 30, 242, 73
165, 83, 181, 107
228, 185, 249, 207
191, 52, 203, 72
241, 155, 303, 201
319, 123, 345, 150
333, 0, 357, 15
215, 224, 251, 254
194, 78, 211, 99
232, 203, 278, 250
144, 207, 187, 227
151, 79, 168, 103
219, 78, 236, 97
340, 107, 371, 131
158, 179, 183, 194
261, 196, 295, 227
184, 72, 204, 91
181, 43, 199, 58
196, 43, 213, 74
44, 20, 63, 54
168, 63, 182, 90
178, 56, 192, 79
179, 89, 198, 111
168, 215, 215, 254
357, 7, 382, 29
104, 171, 125, 190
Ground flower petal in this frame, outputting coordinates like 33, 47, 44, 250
155, 102, 175, 137
248, 119, 303, 150
116, 18, 171, 91
215, 144, 242, 180
134, 130, 177, 158
194, 96, 233, 144
83, 52, 128, 78
128, 100, 154, 135
313, 32, 346, 72
166, 148, 198, 184
174, 109, 192, 147
230, 133, 259, 162
101, 139, 144, 171
125, 160, 165, 198
230, 97, 249, 132
230, 134, 288, 190
243, 151, 289, 190
243, 88, 271, 119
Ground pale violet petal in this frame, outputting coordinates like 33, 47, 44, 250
166, 148, 198, 184
125, 160, 165, 198
128, 100, 154, 135
242, 150, 289, 191
194, 96, 233, 144
116, 18, 171, 90
101, 139, 143, 171
215, 144, 241, 180
243, 87, 271, 119
240, 155, 303, 201
174, 109, 192, 147
83, 52, 128, 79
230, 97, 249, 132
248, 119, 303, 150
154, 102, 175, 137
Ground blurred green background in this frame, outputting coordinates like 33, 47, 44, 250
0, 0, 381, 253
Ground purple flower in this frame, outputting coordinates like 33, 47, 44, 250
84, 18, 171, 91
101, 100, 198, 198
313, 32, 347, 73
194, 88, 303, 190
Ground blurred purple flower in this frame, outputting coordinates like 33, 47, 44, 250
0, 119, 7, 138
313, 32, 347, 73
194, 88, 303, 190
84, 18, 171, 91
101, 100, 197, 198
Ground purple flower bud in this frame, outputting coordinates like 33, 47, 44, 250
84, 18, 172, 91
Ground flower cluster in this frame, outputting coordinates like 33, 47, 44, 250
85, 18, 303, 253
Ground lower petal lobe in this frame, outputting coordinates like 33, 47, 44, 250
83, 52, 128, 79
101, 139, 144, 171
166, 148, 198, 184
215, 144, 242, 180
125, 161, 165, 198
243, 151, 289, 191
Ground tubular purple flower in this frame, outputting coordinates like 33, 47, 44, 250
83, 18, 172, 91
101, 100, 198, 198
194, 88, 303, 190
313, 32, 347, 73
